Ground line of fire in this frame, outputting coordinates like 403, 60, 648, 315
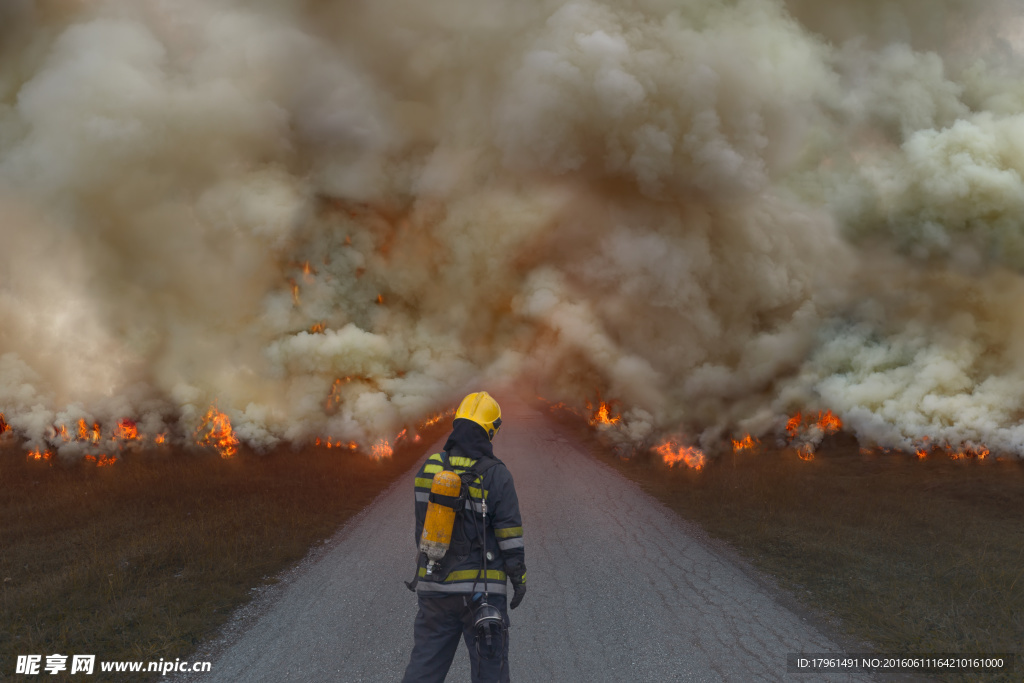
0, 393, 999, 469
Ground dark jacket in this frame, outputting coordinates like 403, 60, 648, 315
413, 419, 526, 596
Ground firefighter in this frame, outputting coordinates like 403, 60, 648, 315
402, 391, 526, 683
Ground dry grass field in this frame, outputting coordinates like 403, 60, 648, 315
0, 422, 447, 682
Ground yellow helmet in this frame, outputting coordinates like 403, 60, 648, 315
455, 391, 502, 441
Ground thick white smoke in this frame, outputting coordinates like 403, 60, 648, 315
2, 0, 1024, 459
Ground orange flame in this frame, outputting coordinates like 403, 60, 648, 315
155, 433, 166, 444
76, 419, 101, 443
587, 400, 620, 426
315, 437, 357, 450
545, 401, 582, 417
371, 439, 393, 459
786, 410, 842, 438
84, 454, 116, 467
942, 444, 989, 461
785, 412, 802, 438
196, 406, 239, 459
653, 438, 706, 470
414, 434, 422, 443
376, 294, 384, 304
916, 449, 928, 459
418, 413, 443, 429
55, 424, 69, 442
310, 321, 326, 334
327, 378, 344, 409
816, 410, 842, 435
732, 434, 758, 452
796, 443, 816, 461
325, 377, 355, 412
0, 413, 9, 435
301, 261, 316, 283
77, 419, 88, 441
115, 419, 138, 442
27, 448, 52, 461
395, 428, 408, 442
289, 278, 300, 307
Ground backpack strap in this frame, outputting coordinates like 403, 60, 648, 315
470, 456, 502, 477
405, 554, 423, 592
444, 449, 502, 506
443, 447, 503, 477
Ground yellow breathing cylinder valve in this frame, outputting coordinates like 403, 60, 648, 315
420, 470, 461, 576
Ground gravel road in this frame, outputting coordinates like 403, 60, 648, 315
182, 396, 863, 682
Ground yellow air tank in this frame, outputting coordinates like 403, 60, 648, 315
420, 470, 461, 576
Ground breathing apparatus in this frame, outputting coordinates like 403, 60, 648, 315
420, 470, 462, 577
471, 479, 507, 663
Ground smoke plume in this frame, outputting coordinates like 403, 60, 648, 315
3, 0, 1024, 459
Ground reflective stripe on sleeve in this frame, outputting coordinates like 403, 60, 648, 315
423, 463, 443, 474
415, 492, 429, 503
494, 526, 522, 539
498, 537, 524, 550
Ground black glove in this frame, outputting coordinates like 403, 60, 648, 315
505, 558, 526, 609
510, 581, 526, 610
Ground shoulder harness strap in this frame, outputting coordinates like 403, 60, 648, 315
444, 449, 502, 498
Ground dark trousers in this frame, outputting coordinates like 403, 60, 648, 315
401, 593, 510, 683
